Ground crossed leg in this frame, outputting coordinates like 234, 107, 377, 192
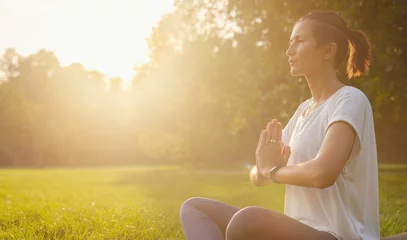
180, 197, 240, 240
226, 206, 337, 240
180, 197, 338, 240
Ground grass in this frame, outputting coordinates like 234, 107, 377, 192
379, 164, 407, 172
0, 166, 406, 239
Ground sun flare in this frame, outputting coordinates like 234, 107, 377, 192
0, 0, 175, 85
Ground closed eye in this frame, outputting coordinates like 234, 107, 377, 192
289, 39, 303, 46
289, 36, 304, 44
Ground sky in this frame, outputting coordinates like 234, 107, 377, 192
0, 0, 175, 82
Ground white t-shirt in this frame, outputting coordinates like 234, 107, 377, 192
282, 86, 380, 240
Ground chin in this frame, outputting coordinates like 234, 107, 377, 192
290, 68, 303, 76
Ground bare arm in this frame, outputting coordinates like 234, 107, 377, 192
274, 121, 356, 189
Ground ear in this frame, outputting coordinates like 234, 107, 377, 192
323, 42, 337, 60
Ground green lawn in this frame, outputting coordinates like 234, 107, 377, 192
0, 166, 406, 239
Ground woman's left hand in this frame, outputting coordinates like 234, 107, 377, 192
255, 119, 290, 177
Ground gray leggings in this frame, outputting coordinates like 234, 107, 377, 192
180, 197, 339, 240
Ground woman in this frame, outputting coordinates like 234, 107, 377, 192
180, 11, 407, 240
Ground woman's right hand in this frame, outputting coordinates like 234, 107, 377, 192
279, 141, 291, 167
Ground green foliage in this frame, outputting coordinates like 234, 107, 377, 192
134, 0, 407, 165
0, 49, 143, 166
0, 0, 406, 167
0, 167, 405, 239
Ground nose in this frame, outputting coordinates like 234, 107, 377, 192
286, 44, 295, 57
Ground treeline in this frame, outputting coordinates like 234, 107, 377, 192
1, 0, 406, 167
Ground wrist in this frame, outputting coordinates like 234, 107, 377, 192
268, 165, 282, 183
256, 166, 271, 181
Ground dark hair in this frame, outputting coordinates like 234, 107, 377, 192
297, 11, 372, 79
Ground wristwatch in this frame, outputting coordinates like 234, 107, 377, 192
268, 165, 282, 183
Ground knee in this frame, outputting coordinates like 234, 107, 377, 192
180, 197, 205, 217
229, 206, 264, 225
226, 207, 268, 240
180, 197, 204, 209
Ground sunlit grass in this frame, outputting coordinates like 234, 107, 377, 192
0, 167, 406, 239
379, 164, 407, 172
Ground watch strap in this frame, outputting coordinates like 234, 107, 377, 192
269, 165, 282, 183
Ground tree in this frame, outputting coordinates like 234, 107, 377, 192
134, 0, 407, 165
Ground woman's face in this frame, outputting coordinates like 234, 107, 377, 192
286, 20, 327, 77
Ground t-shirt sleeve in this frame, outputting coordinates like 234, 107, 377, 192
326, 90, 368, 155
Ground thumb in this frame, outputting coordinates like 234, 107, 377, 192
283, 146, 291, 163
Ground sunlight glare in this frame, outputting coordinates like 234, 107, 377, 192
0, 0, 175, 85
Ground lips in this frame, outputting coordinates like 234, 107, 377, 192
289, 60, 298, 66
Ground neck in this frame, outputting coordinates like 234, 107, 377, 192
305, 70, 344, 102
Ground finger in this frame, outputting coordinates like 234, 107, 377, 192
281, 145, 286, 156
266, 122, 273, 142
267, 119, 277, 131
256, 130, 265, 167
280, 141, 285, 149
276, 122, 282, 142
257, 130, 265, 150
259, 130, 267, 149
283, 146, 291, 163
271, 120, 278, 141
257, 130, 264, 144
264, 130, 272, 147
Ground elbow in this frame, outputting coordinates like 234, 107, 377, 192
251, 176, 268, 187
250, 167, 268, 187
252, 180, 264, 187
311, 169, 335, 189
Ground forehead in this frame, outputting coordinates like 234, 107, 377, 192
290, 20, 314, 40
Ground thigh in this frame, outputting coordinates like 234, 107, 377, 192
227, 206, 338, 240
182, 197, 240, 234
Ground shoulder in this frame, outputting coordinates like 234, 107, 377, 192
333, 86, 371, 108
326, 86, 373, 124
339, 86, 369, 101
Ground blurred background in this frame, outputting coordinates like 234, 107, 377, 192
0, 0, 406, 169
